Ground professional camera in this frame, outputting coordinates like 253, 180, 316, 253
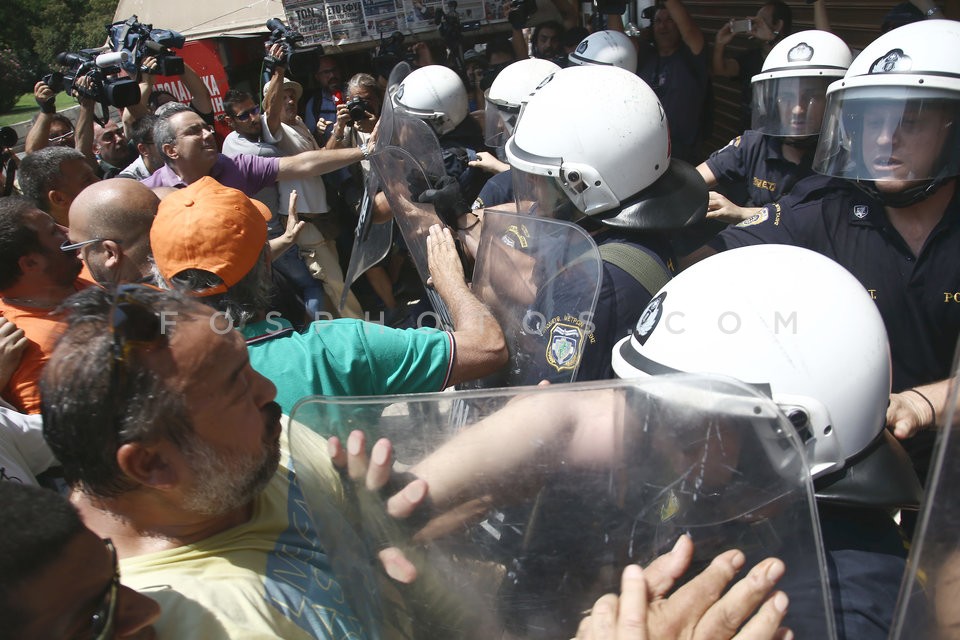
108, 15, 185, 77
436, 1, 481, 46
508, 0, 537, 29
266, 18, 305, 58
345, 96, 370, 123
372, 31, 415, 80
42, 49, 141, 110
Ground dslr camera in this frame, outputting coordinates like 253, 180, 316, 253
345, 97, 370, 124
42, 49, 141, 109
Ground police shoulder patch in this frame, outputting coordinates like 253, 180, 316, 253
545, 317, 584, 372
736, 206, 769, 228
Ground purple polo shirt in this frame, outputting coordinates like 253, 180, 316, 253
140, 154, 280, 198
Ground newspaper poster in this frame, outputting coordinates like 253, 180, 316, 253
284, 0, 332, 47
450, 0, 486, 26
484, 0, 513, 21
326, 0, 368, 43
399, 0, 443, 32
363, 0, 403, 38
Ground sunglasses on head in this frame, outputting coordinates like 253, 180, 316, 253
233, 105, 261, 121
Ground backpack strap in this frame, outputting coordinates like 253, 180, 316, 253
599, 243, 671, 295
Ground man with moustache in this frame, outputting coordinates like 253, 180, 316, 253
40, 285, 423, 639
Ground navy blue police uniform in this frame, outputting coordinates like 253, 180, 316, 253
704, 130, 830, 207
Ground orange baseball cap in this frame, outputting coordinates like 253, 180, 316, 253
151, 176, 272, 297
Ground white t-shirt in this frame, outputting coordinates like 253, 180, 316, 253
263, 118, 330, 215
0, 406, 55, 485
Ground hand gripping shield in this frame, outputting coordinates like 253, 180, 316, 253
288, 376, 836, 639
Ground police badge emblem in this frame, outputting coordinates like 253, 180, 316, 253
635, 291, 666, 346
853, 204, 869, 219
870, 49, 912, 74
545, 321, 583, 372
736, 206, 769, 228
787, 42, 814, 62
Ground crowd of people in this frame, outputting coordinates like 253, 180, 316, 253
0, 0, 958, 638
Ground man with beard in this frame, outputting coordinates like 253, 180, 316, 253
0, 196, 92, 413
40, 285, 424, 639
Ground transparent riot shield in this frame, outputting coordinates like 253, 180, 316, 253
378, 61, 412, 148
890, 366, 960, 639
465, 208, 603, 387
289, 376, 836, 640
341, 171, 392, 312
369, 115, 452, 325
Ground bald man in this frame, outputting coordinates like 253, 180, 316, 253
66, 179, 158, 285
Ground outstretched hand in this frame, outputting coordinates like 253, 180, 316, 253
576, 536, 792, 640
327, 430, 430, 584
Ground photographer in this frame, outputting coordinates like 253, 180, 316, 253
122, 54, 215, 136
261, 47, 365, 319
24, 77, 98, 176
711, 1, 795, 131
636, 0, 707, 163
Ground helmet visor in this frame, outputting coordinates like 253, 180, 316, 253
484, 100, 518, 152
751, 76, 833, 137
814, 86, 960, 183
512, 167, 581, 221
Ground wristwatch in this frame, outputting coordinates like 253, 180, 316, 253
359, 142, 370, 158
926, 5, 941, 15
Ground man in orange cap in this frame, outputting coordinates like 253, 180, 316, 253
150, 177, 507, 414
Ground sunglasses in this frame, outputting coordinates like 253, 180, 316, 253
88, 539, 120, 640
109, 285, 167, 371
49, 129, 76, 144
61, 237, 110, 252
233, 105, 261, 121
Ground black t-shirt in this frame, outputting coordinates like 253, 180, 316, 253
711, 181, 960, 392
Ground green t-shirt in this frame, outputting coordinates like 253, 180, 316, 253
241, 317, 454, 416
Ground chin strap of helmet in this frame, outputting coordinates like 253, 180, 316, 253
853, 177, 946, 208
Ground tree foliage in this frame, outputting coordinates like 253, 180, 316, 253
0, 0, 116, 108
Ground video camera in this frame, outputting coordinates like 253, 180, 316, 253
436, 1, 481, 47
372, 31, 415, 80
266, 18, 305, 58
108, 15, 186, 77
42, 49, 141, 110
508, 0, 537, 29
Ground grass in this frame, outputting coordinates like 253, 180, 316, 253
0, 92, 77, 127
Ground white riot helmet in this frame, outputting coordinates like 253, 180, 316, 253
612, 245, 921, 508
568, 30, 638, 73
393, 64, 469, 136
505, 65, 706, 230
484, 58, 561, 153
751, 30, 853, 137
813, 20, 960, 207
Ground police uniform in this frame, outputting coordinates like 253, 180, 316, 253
704, 130, 830, 207
710, 182, 960, 393
524, 230, 675, 384
471, 169, 513, 211
710, 181, 960, 491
